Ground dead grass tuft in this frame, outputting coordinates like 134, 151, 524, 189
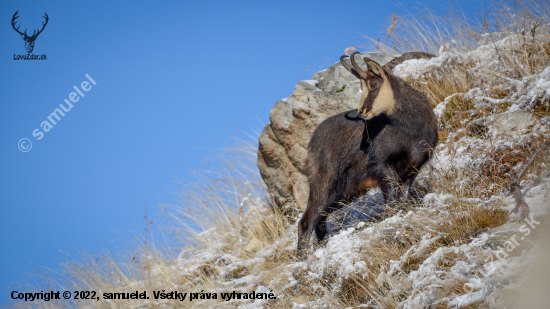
437, 202, 509, 246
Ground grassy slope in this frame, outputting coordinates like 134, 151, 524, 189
9, 1, 550, 308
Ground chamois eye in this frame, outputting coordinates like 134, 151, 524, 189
370, 81, 378, 88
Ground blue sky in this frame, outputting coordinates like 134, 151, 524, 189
0, 0, 482, 304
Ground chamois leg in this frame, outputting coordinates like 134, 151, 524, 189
314, 201, 341, 242
297, 206, 317, 259
379, 179, 396, 207
297, 190, 331, 259
397, 173, 418, 204
314, 213, 328, 243
379, 165, 401, 206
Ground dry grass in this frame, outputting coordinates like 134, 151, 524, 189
5, 139, 294, 309
306, 187, 512, 308
436, 202, 509, 246
408, 63, 479, 109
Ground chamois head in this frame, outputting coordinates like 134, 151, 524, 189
340, 52, 395, 120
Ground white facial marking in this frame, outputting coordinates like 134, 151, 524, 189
359, 80, 369, 113
368, 78, 395, 118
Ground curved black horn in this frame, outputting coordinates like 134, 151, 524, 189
350, 52, 368, 78
340, 55, 353, 73
340, 54, 361, 79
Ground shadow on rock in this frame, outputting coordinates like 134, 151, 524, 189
326, 190, 424, 237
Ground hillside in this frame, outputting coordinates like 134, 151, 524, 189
11, 1, 550, 308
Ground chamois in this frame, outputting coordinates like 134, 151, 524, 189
297, 52, 438, 259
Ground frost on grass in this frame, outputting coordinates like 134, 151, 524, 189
164, 18, 550, 308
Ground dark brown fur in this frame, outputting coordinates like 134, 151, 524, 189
297, 57, 438, 259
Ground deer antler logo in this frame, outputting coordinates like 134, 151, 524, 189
11, 11, 49, 53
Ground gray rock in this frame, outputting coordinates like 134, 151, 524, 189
383, 52, 436, 72
467, 111, 536, 136
326, 193, 387, 237
326, 189, 426, 237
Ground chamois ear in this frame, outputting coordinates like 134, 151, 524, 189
363, 57, 388, 79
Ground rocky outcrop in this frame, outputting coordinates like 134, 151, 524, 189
257, 53, 396, 210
